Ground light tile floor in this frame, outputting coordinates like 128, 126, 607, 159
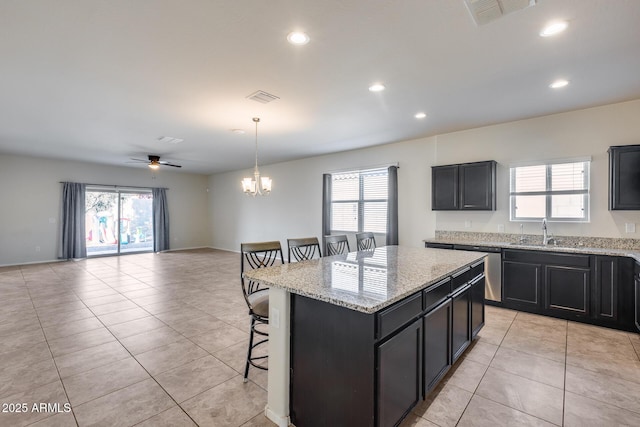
1, 249, 639, 426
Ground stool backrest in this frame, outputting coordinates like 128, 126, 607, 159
356, 232, 376, 251
324, 234, 350, 256
240, 241, 283, 305
287, 237, 322, 263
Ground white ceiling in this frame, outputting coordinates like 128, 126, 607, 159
1, 0, 639, 174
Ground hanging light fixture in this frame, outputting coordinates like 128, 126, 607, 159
241, 117, 272, 196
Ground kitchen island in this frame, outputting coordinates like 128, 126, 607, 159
243, 245, 487, 427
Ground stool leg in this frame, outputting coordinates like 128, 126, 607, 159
244, 316, 255, 382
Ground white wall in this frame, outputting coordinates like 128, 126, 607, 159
209, 99, 640, 251
0, 154, 211, 266
434, 99, 640, 238
209, 136, 437, 252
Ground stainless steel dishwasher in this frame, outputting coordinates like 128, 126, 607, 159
453, 244, 502, 302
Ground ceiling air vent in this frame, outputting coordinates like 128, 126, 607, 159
157, 136, 184, 144
464, 0, 536, 26
246, 90, 280, 104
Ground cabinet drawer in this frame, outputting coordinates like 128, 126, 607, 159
451, 267, 472, 293
503, 250, 590, 268
376, 292, 422, 340
424, 277, 451, 312
470, 260, 485, 280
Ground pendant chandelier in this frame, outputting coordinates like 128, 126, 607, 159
241, 117, 272, 196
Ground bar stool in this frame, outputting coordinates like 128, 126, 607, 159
240, 240, 284, 381
287, 237, 322, 263
324, 234, 350, 255
356, 232, 376, 251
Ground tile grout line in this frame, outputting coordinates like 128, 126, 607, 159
23, 264, 80, 427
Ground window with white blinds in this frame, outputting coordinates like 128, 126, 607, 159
509, 160, 590, 222
330, 168, 388, 233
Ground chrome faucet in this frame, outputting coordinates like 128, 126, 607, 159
542, 217, 551, 245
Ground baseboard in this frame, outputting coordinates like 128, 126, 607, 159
0, 258, 64, 268
264, 405, 290, 427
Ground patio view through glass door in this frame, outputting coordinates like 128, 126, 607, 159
85, 189, 154, 256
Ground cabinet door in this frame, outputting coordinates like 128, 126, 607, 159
432, 165, 459, 210
593, 256, 618, 321
635, 263, 640, 332
609, 146, 640, 210
503, 260, 542, 309
470, 274, 485, 338
377, 318, 422, 427
423, 298, 451, 394
545, 265, 590, 317
459, 161, 496, 210
451, 285, 471, 363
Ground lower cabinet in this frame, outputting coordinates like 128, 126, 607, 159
423, 299, 451, 394
290, 262, 485, 427
451, 284, 471, 363
470, 273, 486, 337
635, 262, 640, 331
501, 250, 635, 331
377, 318, 422, 427
593, 256, 618, 321
503, 260, 542, 309
545, 265, 590, 317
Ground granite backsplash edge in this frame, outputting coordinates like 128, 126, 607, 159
433, 230, 640, 251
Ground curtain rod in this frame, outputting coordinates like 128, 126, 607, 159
325, 162, 399, 175
59, 182, 168, 190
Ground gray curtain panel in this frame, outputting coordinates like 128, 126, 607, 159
152, 188, 170, 252
322, 173, 332, 254
58, 182, 87, 259
386, 166, 399, 245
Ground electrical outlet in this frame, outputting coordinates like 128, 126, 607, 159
625, 223, 636, 233
35, 246, 40, 252
498, 224, 505, 233
464, 220, 472, 228
48, 217, 56, 224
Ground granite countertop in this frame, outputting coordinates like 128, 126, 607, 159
423, 237, 640, 262
242, 245, 486, 314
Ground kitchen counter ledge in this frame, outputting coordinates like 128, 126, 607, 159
243, 245, 486, 314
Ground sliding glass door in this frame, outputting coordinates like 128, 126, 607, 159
85, 189, 153, 256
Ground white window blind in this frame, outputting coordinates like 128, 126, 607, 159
510, 160, 590, 222
330, 168, 388, 233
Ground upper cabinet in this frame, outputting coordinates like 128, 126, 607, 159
609, 145, 640, 210
432, 160, 496, 210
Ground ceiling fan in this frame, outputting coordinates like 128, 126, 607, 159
129, 155, 182, 169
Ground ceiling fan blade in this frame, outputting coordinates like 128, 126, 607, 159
128, 158, 149, 163
162, 162, 182, 168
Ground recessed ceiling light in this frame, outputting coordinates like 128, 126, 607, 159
415, 112, 427, 119
231, 129, 245, 134
369, 83, 385, 92
287, 31, 310, 45
549, 79, 569, 89
540, 21, 568, 37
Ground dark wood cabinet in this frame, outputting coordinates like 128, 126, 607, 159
432, 165, 459, 210
432, 160, 496, 211
470, 273, 485, 337
290, 260, 485, 427
451, 284, 471, 363
609, 145, 640, 210
377, 318, 422, 427
503, 260, 542, 309
635, 262, 640, 331
544, 265, 590, 316
593, 256, 618, 321
459, 161, 497, 210
423, 299, 451, 394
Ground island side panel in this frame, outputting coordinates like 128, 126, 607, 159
265, 287, 291, 427
290, 294, 376, 427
